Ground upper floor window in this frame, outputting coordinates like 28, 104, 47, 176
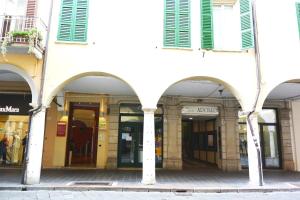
164, 0, 191, 48
57, 0, 89, 42
201, 0, 253, 50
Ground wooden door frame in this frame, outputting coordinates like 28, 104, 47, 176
65, 102, 100, 167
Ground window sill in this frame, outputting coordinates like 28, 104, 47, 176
211, 49, 244, 53
162, 47, 193, 51
55, 40, 88, 45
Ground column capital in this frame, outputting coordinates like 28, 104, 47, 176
142, 107, 156, 114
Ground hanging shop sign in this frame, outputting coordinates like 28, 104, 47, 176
182, 106, 219, 116
0, 94, 31, 115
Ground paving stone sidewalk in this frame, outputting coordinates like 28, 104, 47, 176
0, 168, 300, 192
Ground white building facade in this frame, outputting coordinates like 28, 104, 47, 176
1, 0, 300, 187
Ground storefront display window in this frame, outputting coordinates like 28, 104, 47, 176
0, 94, 31, 166
118, 104, 163, 168
238, 109, 281, 169
0, 116, 29, 165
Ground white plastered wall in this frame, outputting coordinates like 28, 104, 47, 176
42, 0, 257, 112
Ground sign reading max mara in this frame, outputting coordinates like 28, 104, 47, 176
182, 106, 219, 116
0, 94, 31, 115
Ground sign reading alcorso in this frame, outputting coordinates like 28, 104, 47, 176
182, 106, 219, 116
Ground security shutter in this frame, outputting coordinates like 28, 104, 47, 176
164, 0, 190, 48
240, 0, 254, 49
57, 0, 89, 42
201, 0, 214, 49
296, 3, 300, 37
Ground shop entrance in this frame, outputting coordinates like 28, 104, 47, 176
118, 122, 143, 167
66, 103, 99, 167
118, 104, 163, 168
182, 115, 218, 169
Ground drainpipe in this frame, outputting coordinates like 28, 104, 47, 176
21, 0, 54, 184
246, 0, 264, 186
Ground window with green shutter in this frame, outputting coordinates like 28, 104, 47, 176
201, 0, 214, 49
57, 0, 89, 42
164, 0, 191, 48
240, 0, 254, 49
296, 3, 300, 38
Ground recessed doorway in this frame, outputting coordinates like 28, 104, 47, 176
182, 115, 218, 169
66, 102, 99, 167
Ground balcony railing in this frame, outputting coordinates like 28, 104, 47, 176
0, 15, 47, 53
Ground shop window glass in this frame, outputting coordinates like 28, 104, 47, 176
238, 109, 277, 123
238, 109, 280, 169
0, 116, 29, 166
258, 109, 276, 123
120, 104, 163, 115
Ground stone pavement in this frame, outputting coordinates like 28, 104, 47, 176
1, 191, 300, 200
1, 168, 300, 192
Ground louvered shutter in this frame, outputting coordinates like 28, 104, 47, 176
73, 0, 88, 42
201, 0, 214, 49
26, 0, 37, 18
25, 0, 37, 29
178, 0, 191, 47
164, 0, 176, 47
57, 0, 74, 41
240, 0, 254, 49
296, 3, 300, 38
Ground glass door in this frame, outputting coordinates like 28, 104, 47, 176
66, 103, 99, 167
118, 122, 143, 167
261, 125, 280, 168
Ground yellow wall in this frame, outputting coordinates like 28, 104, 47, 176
0, 54, 43, 92
42, 102, 58, 167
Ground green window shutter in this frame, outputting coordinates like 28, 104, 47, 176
201, 0, 214, 49
73, 0, 89, 42
164, 0, 176, 47
240, 0, 254, 49
57, 0, 75, 41
178, 0, 191, 48
164, 0, 190, 48
296, 3, 300, 38
57, 0, 89, 42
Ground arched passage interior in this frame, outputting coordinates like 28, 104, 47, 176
155, 77, 244, 172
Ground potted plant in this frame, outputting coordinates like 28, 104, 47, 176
1, 28, 43, 56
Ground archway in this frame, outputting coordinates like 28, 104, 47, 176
0, 66, 35, 171
260, 79, 300, 172
41, 71, 148, 180
154, 76, 244, 173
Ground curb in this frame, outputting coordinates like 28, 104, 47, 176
0, 186, 300, 193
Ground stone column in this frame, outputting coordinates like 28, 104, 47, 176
280, 108, 295, 170
142, 108, 156, 185
164, 105, 182, 169
221, 104, 240, 171
246, 113, 264, 186
106, 104, 119, 169
23, 107, 46, 185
